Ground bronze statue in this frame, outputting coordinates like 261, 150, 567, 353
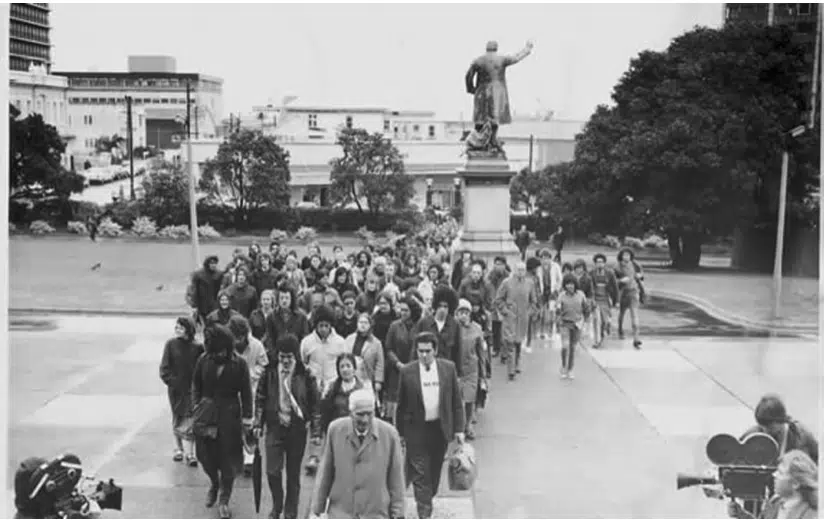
464, 40, 534, 158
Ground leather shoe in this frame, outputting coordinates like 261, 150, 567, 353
268, 508, 281, 519
218, 504, 232, 519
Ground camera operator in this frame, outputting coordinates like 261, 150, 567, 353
728, 450, 818, 519
741, 394, 818, 464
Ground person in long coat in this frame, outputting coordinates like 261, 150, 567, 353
159, 316, 204, 467
191, 255, 223, 327
494, 261, 539, 381
454, 299, 486, 440
191, 324, 253, 519
382, 295, 422, 424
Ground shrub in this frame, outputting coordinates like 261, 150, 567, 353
105, 199, 142, 228
198, 224, 221, 239
391, 219, 415, 235
603, 235, 621, 249
354, 226, 375, 245
268, 228, 289, 242
159, 225, 191, 239
623, 236, 645, 250
587, 233, 604, 246
643, 234, 668, 250
9, 222, 17, 233
293, 226, 318, 244
67, 221, 88, 235
97, 217, 123, 237
69, 200, 101, 222
29, 220, 56, 235
131, 216, 158, 237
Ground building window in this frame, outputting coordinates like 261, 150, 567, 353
428, 125, 435, 138
383, 120, 390, 132
161, 98, 169, 104
413, 124, 420, 133
308, 114, 318, 129
345, 115, 353, 129
26, 100, 31, 113
798, 3, 812, 15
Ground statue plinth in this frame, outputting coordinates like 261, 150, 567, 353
455, 156, 520, 264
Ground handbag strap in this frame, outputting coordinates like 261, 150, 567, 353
779, 422, 789, 456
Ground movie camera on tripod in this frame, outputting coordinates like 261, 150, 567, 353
677, 432, 780, 517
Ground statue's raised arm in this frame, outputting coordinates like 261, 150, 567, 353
464, 39, 535, 158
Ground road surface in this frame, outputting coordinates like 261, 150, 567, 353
6, 301, 820, 518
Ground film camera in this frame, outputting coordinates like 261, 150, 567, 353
14, 454, 122, 519
677, 432, 780, 517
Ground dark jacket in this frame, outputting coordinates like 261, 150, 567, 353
458, 277, 494, 311
335, 312, 358, 339
255, 361, 321, 439
264, 309, 311, 351
192, 265, 222, 317
227, 282, 258, 318
414, 314, 462, 376
395, 358, 465, 445
319, 378, 365, 434
248, 308, 271, 341
159, 338, 204, 417
191, 352, 253, 471
206, 307, 240, 327
253, 268, 280, 296
383, 317, 418, 402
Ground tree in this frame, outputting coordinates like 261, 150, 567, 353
199, 129, 291, 226
9, 104, 85, 202
564, 23, 820, 269
329, 128, 415, 214
95, 134, 125, 154
138, 159, 189, 227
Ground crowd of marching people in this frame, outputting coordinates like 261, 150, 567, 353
160, 235, 652, 519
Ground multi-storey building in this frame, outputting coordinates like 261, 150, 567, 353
200, 101, 584, 209
54, 55, 224, 156
9, 3, 51, 72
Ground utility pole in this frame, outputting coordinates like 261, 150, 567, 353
194, 103, 199, 139
528, 134, 534, 172
126, 95, 135, 200
809, 5, 821, 130
185, 81, 200, 269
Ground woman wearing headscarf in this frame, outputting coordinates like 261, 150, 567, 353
319, 353, 365, 434
191, 324, 253, 519
248, 289, 276, 342
206, 291, 240, 327
454, 299, 486, 440
159, 316, 204, 467
382, 295, 422, 424
729, 450, 818, 519
343, 313, 385, 397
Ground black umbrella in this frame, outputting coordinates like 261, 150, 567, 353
253, 444, 262, 513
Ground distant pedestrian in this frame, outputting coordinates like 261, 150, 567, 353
206, 291, 241, 328
319, 353, 365, 434
343, 313, 385, 397
226, 268, 258, 319
396, 332, 465, 519
263, 283, 310, 351
415, 285, 462, 370
454, 299, 486, 440
589, 254, 619, 348
486, 256, 510, 358
248, 289, 276, 342
159, 316, 204, 467
383, 295, 423, 425
190, 255, 222, 327
551, 224, 566, 263
555, 274, 590, 380
615, 248, 644, 349
514, 224, 531, 260
494, 261, 539, 381
311, 389, 406, 519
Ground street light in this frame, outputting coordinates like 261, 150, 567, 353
772, 125, 806, 320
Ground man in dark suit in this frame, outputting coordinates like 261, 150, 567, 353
396, 331, 465, 519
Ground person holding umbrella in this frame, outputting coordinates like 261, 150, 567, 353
254, 334, 322, 519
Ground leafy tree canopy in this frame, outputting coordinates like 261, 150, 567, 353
562, 23, 820, 267
138, 159, 190, 227
9, 104, 85, 201
329, 128, 415, 214
199, 129, 291, 225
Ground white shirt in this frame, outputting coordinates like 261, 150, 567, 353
419, 362, 440, 421
434, 318, 446, 333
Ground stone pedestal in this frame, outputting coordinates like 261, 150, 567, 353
454, 157, 521, 265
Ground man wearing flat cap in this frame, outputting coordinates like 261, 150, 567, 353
311, 389, 406, 519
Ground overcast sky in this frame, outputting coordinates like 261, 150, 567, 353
50, 3, 723, 121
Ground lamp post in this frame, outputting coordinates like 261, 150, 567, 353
184, 81, 200, 269
772, 125, 806, 320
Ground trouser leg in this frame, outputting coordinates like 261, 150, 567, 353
283, 428, 307, 519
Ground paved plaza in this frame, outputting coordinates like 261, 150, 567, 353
6, 309, 821, 518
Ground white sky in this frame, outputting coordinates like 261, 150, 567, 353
50, 3, 723, 121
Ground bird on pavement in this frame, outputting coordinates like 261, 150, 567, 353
90, 262, 102, 271
156, 284, 165, 291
